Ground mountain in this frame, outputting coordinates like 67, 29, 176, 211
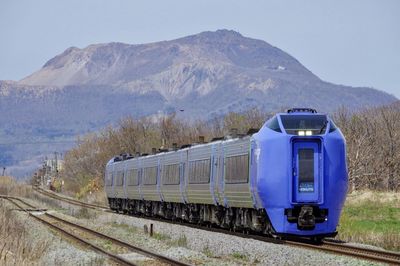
1, 29, 397, 177
16, 29, 397, 115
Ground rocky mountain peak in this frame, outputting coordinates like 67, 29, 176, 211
19, 30, 312, 89
178, 29, 244, 43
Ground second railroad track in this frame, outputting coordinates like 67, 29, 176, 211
32, 187, 400, 265
0, 195, 190, 266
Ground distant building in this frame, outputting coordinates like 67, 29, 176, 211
44, 158, 64, 173
35, 155, 64, 187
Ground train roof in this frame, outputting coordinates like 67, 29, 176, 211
107, 108, 333, 165
279, 108, 328, 116
108, 134, 253, 165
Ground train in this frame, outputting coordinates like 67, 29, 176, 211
105, 108, 348, 240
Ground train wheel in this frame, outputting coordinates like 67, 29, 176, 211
312, 236, 323, 244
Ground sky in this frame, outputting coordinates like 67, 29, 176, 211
0, 0, 399, 98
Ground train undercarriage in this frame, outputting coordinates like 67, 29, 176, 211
108, 198, 275, 235
108, 198, 336, 241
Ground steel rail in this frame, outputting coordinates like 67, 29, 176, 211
223, 228, 400, 264
33, 187, 109, 210
2, 196, 189, 266
44, 212, 190, 266
319, 241, 400, 265
31, 190, 400, 264
3, 197, 136, 266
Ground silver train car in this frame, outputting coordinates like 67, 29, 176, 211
105, 135, 263, 231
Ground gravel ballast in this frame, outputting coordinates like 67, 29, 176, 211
23, 191, 385, 265
94, 212, 380, 265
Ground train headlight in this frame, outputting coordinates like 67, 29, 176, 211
306, 130, 312, 136
298, 131, 305, 136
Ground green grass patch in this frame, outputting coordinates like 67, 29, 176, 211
103, 240, 113, 249
152, 232, 171, 241
169, 234, 188, 247
338, 192, 400, 251
108, 222, 137, 234
231, 251, 248, 260
203, 246, 214, 258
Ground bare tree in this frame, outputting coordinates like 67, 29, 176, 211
61, 103, 400, 193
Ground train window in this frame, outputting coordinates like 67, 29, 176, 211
143, 166, 158, 185
116, 171, 124, 186
162, 164, 180, 185
265, 116, 282, 132
298, 149, 314, 192
126, 169, 139, 186
106, 172, 113, 186
189, 159, 211, 184
225, 154, 249, 184
280, 115, 328, 135
329, 120, 338, 133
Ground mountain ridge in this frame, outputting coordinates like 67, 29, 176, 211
19, 30, 317, 87
1, 29, 397, 177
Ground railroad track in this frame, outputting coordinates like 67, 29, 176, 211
1, 195, 190, 266
32, 188, 400, 264
33, 186, 110, 211
286, 239, 400, 265
221, 229, 400, 264
0, 195, 47, 211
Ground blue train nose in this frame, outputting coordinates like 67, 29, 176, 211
255, 111, 347, 237
288, 138, 326, 230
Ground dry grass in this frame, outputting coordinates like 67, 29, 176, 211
338, 190, 400, 251
80, 190, 108, 206
0, 176, 49, 264
345, 190, 400, 206
0, 176, 32, 197
0, 200, 49, 265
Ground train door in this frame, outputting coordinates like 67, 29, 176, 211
157, 156, 163, 202
123, 161, 128, 199
138, 157, 143, 200
210, 142, 221, 205
111, 164, 116, 198
292, 141, 322, 203
180, 149, 189, 203
105, 163, 114, 198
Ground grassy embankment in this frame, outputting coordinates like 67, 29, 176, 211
0, 176, 49, 265
338, 190, 400, 251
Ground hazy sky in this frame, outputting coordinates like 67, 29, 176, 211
1, 0, 399, 98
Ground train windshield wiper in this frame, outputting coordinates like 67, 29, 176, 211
319, 120, 328, 134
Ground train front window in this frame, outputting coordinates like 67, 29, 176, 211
298, 149, 314, 192
280, 115, 327, 135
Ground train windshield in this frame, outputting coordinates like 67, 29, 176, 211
280, 115, 328, 135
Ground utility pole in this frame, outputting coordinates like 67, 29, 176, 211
44, 156, 48, 187
55, 151, 58, 179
